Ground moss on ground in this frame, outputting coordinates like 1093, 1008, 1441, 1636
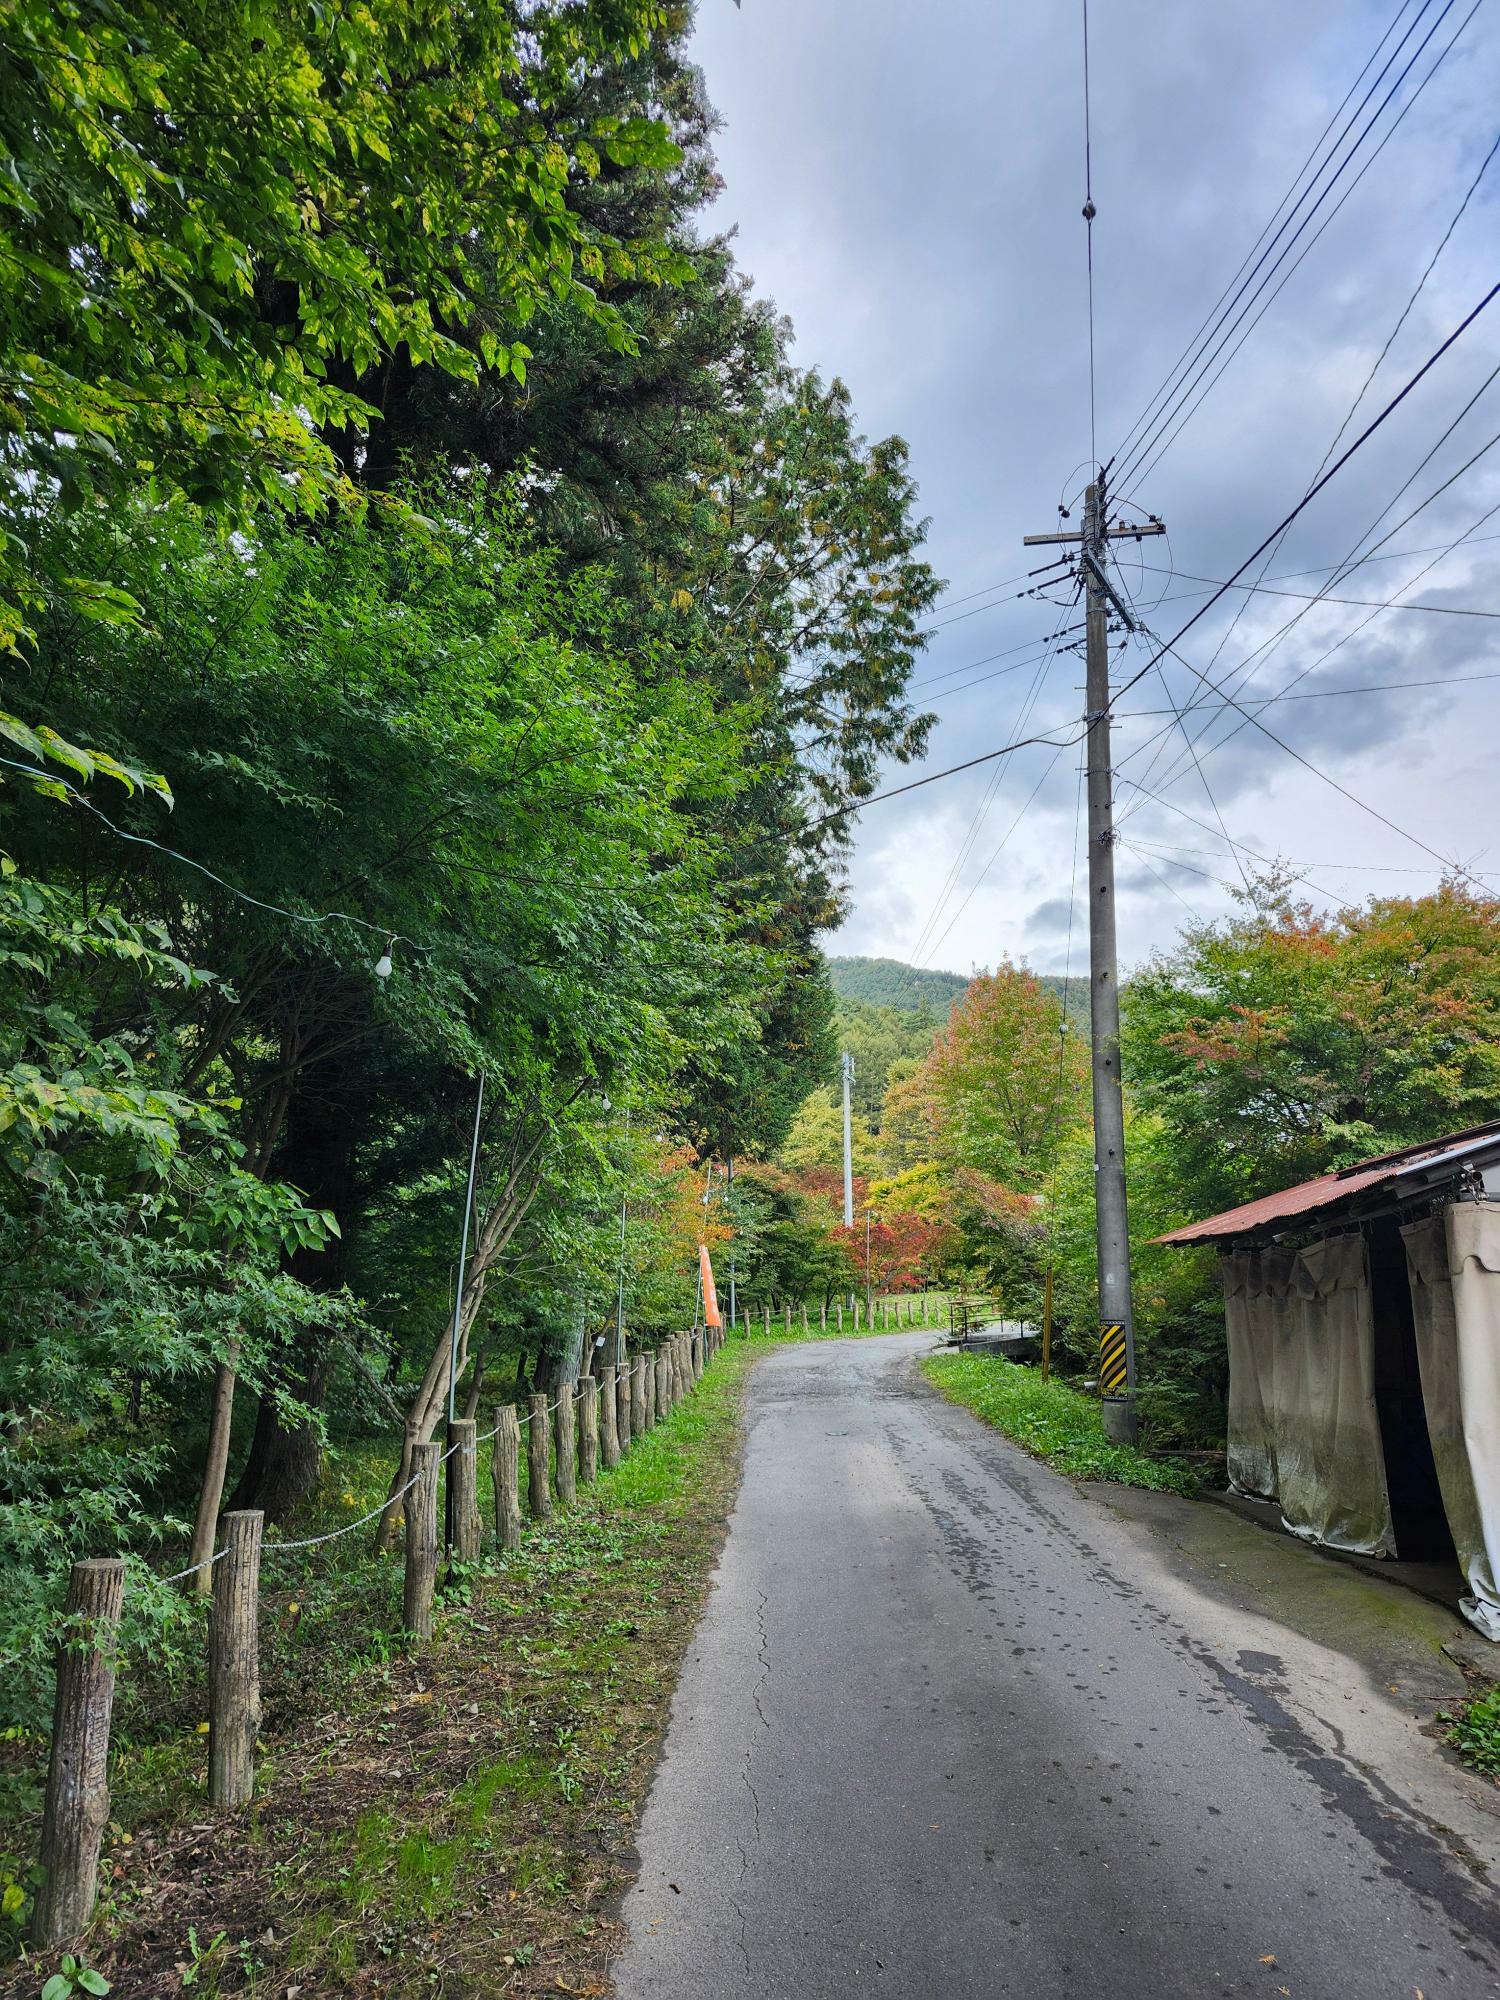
922, 1353, 1201, 1497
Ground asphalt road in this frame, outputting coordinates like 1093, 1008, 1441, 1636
614, 1333, 1500, 2000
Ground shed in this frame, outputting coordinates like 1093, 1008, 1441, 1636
1157, 1121, 1500, 1640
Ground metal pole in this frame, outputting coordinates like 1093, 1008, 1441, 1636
614, 1109, 630, 1371
448, 1072, 485, 1427
865, 1208, 873, 1325
1083, 479, 1138, 1443
726, 1155, 737, 1328
841, 1051, 855, 1229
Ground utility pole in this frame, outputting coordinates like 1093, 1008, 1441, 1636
1025, 477, 1165, 1444
726, 1154, 737, 1330
841, 1051, 855, 1229
864, 1205, 874, 1325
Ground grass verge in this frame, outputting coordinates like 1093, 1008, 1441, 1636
921, 1354, 1201, 1497
1, 1348, 756, 2000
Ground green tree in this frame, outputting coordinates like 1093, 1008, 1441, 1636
916, 963, 1087, 1192
1125, 877, 1500, 1212
0, 0, 686, 648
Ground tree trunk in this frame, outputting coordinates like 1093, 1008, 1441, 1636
228, 1354, 328, 1525
187, 1341, 240, 1594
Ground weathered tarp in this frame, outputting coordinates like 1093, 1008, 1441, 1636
1222, 1235, 1395, 1556
1223, 1246, 1276, 1499
1405, 1206, 1500, 1640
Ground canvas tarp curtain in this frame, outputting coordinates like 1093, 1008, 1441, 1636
1403, 1206, 1500, 1640
1221, 1235, 1395, 1556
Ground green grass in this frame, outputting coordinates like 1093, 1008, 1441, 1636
6, 1342, 760, 2000
922, 1354, 1201, 1496
1444, 1684, 1500, 1774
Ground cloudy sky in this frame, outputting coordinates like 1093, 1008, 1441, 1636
688, 0, 1500, 981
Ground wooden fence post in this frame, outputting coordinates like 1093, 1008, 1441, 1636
555, 1388, 577, 1505
644, 1350, 658, 1428
802, 1302, 809, 1334
579, 1379, 600, 1484
526, 1396, 552, 1517
600, 1365, 620, 1470
691, 1332, 703, 1382
656, 1347, 669, 1419
617, 1351, 632, 1452
32, 1558, 125, 1948
821, 1301, 827, 1333
631, 1353, 648, 1435
403, 1442, 440, 1645
448, 1418, 481, 1563
492, 1406, 522, 1550
854, 1300, 862, 1332
836, 1303, 844, 1333
209, 1511, 263, 1808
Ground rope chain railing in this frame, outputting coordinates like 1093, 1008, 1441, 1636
26, 1324, 723, 1951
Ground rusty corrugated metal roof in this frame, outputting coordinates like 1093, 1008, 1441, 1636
1154, 1119, 1500, 1247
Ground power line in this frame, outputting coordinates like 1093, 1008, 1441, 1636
1113, 666, 1500, 715
806, 722, 1084, 831
908, 624, 1080, 694
1137, 620, 1494, 886
1124, 0, 1482, 490
892, 595, 1078, 985
1124, 456, 1500, 806
1109, 0, 1432, 474
1082, 0, 1098, 465
1113, 0, 1466, 486
1126, 566, 1500, 620
1128, 107, 1500, 759
1107, 282, 1500, 714
1318, 124, 1500, 472
815, 290, 1496, 842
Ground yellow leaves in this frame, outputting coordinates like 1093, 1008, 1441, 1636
669, 589, 693, 615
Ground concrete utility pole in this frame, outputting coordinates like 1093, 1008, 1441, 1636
1025, 476, 1165, 1444
726, 1154, 737, 1329
841, 1051, 855, 1229
864, 1206, 874, 1325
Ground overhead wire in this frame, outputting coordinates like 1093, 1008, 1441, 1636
813, 287, 1498, 842
1121, 106, 1499, 775
1133, 618, 1496, 886
1113, 0, 1466, 487
1109, 0, 1431, 474
1121, 451, 1500, 807
1082, 0, 1098, 465
888, 590, 1080, 986
1124, 0, 1483, 490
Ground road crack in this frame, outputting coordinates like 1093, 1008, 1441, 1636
731, 1585, 773, 1977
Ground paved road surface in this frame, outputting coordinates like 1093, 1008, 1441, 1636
615, 1334, 1500, 1999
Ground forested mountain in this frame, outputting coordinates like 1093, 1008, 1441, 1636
828, 956, 970, 1012
828, 954, 1089, 1032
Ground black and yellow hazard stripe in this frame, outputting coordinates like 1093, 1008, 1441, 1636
1099, 1322, 1128, 1394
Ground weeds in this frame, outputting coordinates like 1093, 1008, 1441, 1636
1444, 1684, 1500, 1775
922, 1354, 1202, 1496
